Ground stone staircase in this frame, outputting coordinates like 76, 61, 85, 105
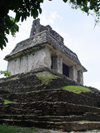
0, 73, 100, 131
1, 102, 100, 131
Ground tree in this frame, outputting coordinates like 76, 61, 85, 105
64, 0, 100, 20
0, 0, 43, 50
0, 0, 100, 50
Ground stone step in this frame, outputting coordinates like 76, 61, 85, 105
0, 119, 100, 131
1, 89, 98, 107
0, 72, 79, 94
0, 112, 100, 122
0, 101, 100, 116
0, 85, 42, 93
0, 74, 42, 93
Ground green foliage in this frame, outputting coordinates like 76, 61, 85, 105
0, 15, 19, 49
0, 124, 38, 133
63, 0, 100, 25
0, 0, 43, 50
4, 100, 17, 104
0, 70, 11, 77
62, 85, 92, 93
0, 0, 100, 50
37, 75, 59, 85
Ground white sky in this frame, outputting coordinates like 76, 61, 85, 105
0, 0, 100, 89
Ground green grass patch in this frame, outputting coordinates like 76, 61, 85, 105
62, 85, 92, 94
0, 124, 38, 133
37, 75, 59, 85
4, 100, 17, 104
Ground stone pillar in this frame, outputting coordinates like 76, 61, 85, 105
51, 55, 62, 74
78, 71, 83, 85
69, 66, 78, 82
57, 56, 63, 74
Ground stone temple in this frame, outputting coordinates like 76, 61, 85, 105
4, 19, 87, 85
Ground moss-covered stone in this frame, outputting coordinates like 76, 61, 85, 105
62, 85, 92, 94
37, 75, 59, 85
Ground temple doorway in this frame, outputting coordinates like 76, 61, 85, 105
63, 63, 69, 77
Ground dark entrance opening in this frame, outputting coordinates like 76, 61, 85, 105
63, 63, 69, 77
51, 56, 57, 70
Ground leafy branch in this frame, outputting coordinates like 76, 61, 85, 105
0, 70, 12, 77
0, 0, 100, 50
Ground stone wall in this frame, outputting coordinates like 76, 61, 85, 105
1, 71, 100, 131
1, 101, 100, 116
0, 69, 78, 93
2, 89, 99, 107
0, 71, 100, 107
7, 47, 51, 75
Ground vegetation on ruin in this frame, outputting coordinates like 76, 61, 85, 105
0, 124, 39, 133
62, 85, 92, 93
0, 0, 100, 50
4, 99, 17, 104
37, 75, 59, 85
0, 70, 11, 77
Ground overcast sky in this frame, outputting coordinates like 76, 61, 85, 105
0, 0, 100, 89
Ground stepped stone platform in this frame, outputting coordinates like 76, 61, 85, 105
1, 89, 99, 107
0, 72, 100, 131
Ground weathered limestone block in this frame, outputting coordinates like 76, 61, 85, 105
29, 47, 51, 70
20, 55, 28, 73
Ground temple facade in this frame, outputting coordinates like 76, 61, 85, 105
4, 19, 87, 85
